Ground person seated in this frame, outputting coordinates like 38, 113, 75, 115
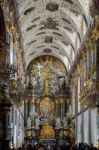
26, 143, 34, 150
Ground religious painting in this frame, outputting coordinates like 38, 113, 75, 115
46, 2, 59, 12
40, 97, 55, 114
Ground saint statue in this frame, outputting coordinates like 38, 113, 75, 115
35, 116, 40, 129
27, 116, 31, 129
63, 115, 68, 129
55, 117, 61, 129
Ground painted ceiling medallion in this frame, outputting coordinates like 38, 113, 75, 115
46, 2, 59, 12
37, 45, 45, 49
24, 7, 36, 15
43, 49, 52, 53
64, 26, 73, 32
30, 51, 36, 56
51, 46, 59, 50
41, 18, 58, 30
45, 36, 53, 43
53, 32, 62, 37
62, 41, 69, 46
64, 0, 73, 5
36, 32, 46, 36
70, 9, 78, 16
32, 17, 41, 23
26, 25, 37, 31
28, 40, 37, 45
62, 18, 70, 24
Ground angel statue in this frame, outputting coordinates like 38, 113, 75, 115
35, 116, 40, 129
27, 116, 31, 129
55, 116, 61, 129
63, 115, 68, 129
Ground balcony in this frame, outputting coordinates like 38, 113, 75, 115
79, 79, 99, 108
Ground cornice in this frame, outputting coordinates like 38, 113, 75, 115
68, 22, 95, 78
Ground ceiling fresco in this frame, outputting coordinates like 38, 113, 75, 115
16, 0, 92, 71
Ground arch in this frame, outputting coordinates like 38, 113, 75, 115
27, 55, 67, 73
26, 50, 71, 71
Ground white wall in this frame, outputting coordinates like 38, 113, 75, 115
91, 108, 98, 145
76, 109, 99, 145
83, 110, 89, 143
76, 108, 99, 146
77, 115, 82, 143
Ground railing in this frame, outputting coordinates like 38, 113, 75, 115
79, 79, 98, 107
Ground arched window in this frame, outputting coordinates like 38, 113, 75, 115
0, 6, 6, 71
0, 6, 6, 42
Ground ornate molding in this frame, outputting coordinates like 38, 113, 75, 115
79, 79, 98, 108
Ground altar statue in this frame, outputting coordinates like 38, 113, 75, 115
40, 123, 55, 139
27, 116, 31, 129
59, 130, 64, 138
55, 117, 61, 129
44, 78, 49, 95
35, 116, 40, 129
63, 115, 68, 129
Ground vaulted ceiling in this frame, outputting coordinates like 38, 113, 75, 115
16, 0, 92, 72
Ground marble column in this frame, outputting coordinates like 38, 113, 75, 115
24, 101, 28, 127
28, 101, 31, 116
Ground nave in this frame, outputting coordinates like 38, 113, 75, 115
0, 0, 99, 150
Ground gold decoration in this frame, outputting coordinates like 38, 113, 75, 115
91, 21, 99, 40
30, 56, 66, 77
77, 64, 83, 75
6, 20, 14, 35
64, 130, 70, 136
26, 130, 32, 137
35, 98, 40, 104
59, 98, 64, 104
9, 79, 17, 93
79, 78, 97, 108
44, 78, 49, 95
40, 123, 55, 139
